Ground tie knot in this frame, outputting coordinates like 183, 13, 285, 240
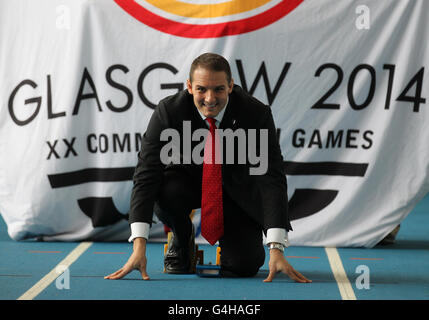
206, 117, 217, 129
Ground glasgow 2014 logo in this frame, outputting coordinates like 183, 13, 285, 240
114, 0, 303, 38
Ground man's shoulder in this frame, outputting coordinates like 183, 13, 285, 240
231, 85, 270, 116
159, 89, 191, 108
155, 90, 193, 120
153, 90, 195, 127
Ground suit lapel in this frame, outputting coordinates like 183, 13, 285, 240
219, 95, 238, 131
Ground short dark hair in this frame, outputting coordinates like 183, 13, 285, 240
189, 53, 232, 84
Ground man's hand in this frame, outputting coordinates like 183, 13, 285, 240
104, 237, 150, 280
263, 248, 312, 283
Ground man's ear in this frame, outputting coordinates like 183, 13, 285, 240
228, 78, 234, 94
186, 79, 193, 94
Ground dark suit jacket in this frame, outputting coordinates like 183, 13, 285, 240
129, 85, 292, 233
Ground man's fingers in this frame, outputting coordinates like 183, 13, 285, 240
294, 269, 312, 283
263, 265, 312, 283
106, 269, 127, 280
263, 269, 276, 282
287, 268, 312, 283
105, 264, 150, 280
105, 266, 131, 280
140, 267, 150, 280
295, 273, 311, 283
104, 268, 123, 279
104, 268, 121, 278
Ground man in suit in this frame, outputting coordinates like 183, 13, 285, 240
105, 53, 311, 283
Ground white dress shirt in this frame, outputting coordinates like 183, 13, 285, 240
129, 99, 289, 248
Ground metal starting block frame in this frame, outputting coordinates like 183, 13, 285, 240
195, 246, 221, 277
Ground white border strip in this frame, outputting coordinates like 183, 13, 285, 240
325, 247, 356, 300
17, 242, 93, 300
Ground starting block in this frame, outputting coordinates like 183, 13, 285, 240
196, 246, 221, 277
163, 232, 221, 277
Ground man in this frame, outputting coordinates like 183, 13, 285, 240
105, 53, 311, 283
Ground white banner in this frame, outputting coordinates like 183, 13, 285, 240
0, 0, 428, 247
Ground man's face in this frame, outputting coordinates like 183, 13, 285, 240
187, 67, 234, 118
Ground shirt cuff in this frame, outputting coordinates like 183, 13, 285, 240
128, 222, 150, 242
266, 228, 289, 248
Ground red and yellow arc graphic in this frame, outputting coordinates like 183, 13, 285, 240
114, 0, 303, 38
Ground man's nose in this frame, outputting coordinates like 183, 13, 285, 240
205, 90, 216, 105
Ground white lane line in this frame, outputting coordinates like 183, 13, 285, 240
325, 247, 357, 300
17, 242, 93, 300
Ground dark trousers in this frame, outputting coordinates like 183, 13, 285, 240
154, 169, 265, 277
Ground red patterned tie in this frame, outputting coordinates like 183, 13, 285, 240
201, 117, 224, 245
